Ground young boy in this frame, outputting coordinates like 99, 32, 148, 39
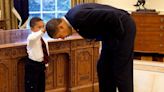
25, 17, 49, 92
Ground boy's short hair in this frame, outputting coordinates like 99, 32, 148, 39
30, 17, 43, 28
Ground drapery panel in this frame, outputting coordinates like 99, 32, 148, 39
71, 0, 96, 7
0, 0, 18, 29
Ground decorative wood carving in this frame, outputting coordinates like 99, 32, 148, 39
45, 53, 69, 92
76, 48, 93, 85
17, 58, 25, 92
0, 61, 9, 92
49, 41, 70, 53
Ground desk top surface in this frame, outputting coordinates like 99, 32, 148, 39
0, 29, 83, 48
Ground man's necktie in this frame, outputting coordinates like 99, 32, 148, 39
41, 38, 49, 64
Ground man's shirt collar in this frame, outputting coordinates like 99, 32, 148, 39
62, 17, 72, 27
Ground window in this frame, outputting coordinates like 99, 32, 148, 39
29, 0, 70, 23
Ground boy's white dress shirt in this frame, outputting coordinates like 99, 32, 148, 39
27, 30, 49, 62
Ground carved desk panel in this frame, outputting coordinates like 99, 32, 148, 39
0, 31, 100, 92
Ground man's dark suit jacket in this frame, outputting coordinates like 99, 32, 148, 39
65, 3, 136, 92
64, 3, 136, 76
65, 3, 130, 40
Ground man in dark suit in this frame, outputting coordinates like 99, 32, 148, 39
46, 3, 136, 92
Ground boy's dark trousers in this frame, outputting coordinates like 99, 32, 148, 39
25, 58, 46, 92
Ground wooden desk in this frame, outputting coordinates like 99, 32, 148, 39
0, 29, 100, 92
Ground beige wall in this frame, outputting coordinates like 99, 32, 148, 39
96, 0, 164, 14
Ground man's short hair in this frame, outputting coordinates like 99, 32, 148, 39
46, 18, 62, 38
30, 17, 43, 28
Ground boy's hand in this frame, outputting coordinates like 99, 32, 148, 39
41, 28, 46, 33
